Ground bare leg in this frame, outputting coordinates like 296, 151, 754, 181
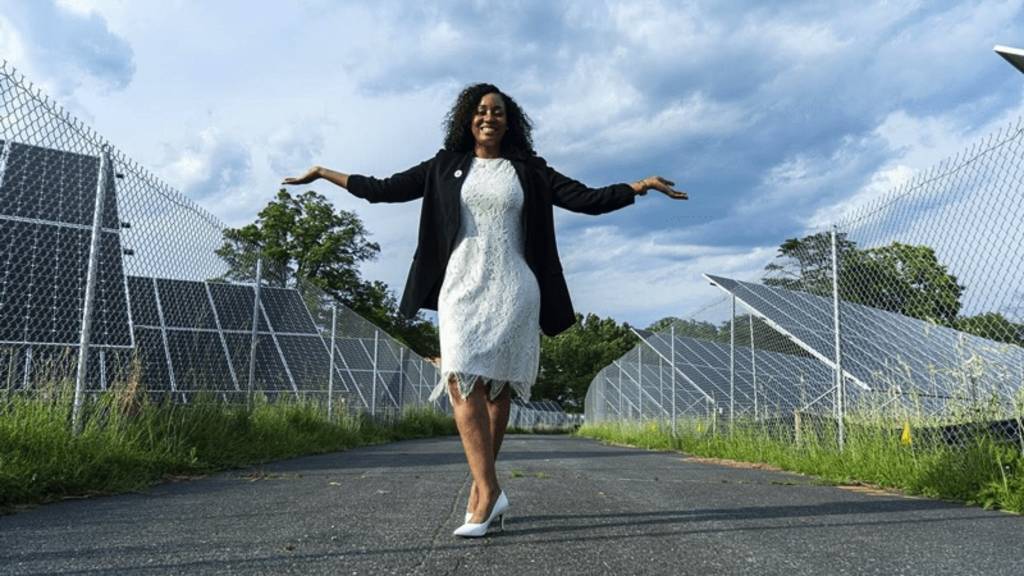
468, 384, 512, 514
450, 377, 501, 523
488, 384, 512, 457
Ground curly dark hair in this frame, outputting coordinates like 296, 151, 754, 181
443, 83, 535, 159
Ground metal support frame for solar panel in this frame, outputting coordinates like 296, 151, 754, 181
613, 358, 668, 416
331, 339, 370, 409
630, 327, 716, 404
150, 277, 180, 399
204, 282, 240, 394
357, 335, 398, 409
256, 298, 299, 396
703, 274, 871, 392
295, 295, 354, 397
633, 327, 833, 416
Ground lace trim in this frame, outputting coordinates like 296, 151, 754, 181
428, 371, 532, 403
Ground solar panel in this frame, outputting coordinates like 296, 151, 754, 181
260, 286, 318, 334
277, 334, 331, 389
156, 279, 219, 329
705, 274, 1024, 406
223, 332, 291, 392
207, 282, 270, 331
131, 327, 172, 392
0, 142, 131, 348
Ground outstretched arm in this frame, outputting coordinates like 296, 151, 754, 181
547, 164, 688, 215
282, 158, 431, 203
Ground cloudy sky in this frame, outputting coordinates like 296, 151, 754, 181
2, 0, 1022, 327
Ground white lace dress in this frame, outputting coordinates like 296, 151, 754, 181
427, 157, 541, 403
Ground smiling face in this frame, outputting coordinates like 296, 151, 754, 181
470, 92, 507, 151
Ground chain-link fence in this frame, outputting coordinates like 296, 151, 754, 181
587, 115, 1024, 452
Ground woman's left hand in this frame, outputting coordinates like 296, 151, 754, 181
631, 176, 688, 200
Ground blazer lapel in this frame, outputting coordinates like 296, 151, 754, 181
441, 152, 474, 256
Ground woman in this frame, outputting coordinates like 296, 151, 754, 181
283, 83, 686, 538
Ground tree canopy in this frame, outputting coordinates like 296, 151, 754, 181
764, 232, 964, 325
533, 313, 638, 411
763, 231, 1022, 344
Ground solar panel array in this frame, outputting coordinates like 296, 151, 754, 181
705, 274, 1024, 413
1, 269, 443, 412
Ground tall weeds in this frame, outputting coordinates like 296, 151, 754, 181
0, 375, 455, 511
577, 417, 1024, 513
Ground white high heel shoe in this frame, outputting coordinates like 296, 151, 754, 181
454, 491, 509, 538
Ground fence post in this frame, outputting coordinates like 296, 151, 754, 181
618, 362, 623, 418
399, 347, 405, 411
418, 359, 425, 402
371, 329, 379, 417
659, 353, 664, 418
750, 313, 757, 421
729, 294, 736, 432
670, 323, 676, 434
637, 344, 643, 420
831, 226, 845, 451
327, 304, 337, 420
247, 256, 263, 409
72, 147, 110, 435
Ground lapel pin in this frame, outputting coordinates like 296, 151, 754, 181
454, 169, 463, 178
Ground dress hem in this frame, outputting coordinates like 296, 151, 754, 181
429, 371, 532, 403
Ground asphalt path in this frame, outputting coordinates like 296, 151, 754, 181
2, 434, 1022, 575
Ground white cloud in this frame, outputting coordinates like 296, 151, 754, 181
266, 121, 329, 178
161, 128, 252, 201
542, 91, 749, 167
0, 0, 134, 99
559, 224, 776, 326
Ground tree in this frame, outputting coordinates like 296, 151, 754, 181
955, 313, 1024, 346
533, 313, 638, 411
847, 242, 963, 325
649, 315, 808, 356
646, 316, 719, 339
763, 233, 964, 327
216, 189, 438, 357
216, 189, 379, 298
764, 232, 859, 297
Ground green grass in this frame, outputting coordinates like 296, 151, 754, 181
0, 385, 456, 512
576, 417, 1024, 513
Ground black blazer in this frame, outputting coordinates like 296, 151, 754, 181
347, 149, 636, 336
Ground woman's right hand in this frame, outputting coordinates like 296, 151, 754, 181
281, 166, 323, 186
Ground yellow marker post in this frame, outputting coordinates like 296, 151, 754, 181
901, 421, 913, 445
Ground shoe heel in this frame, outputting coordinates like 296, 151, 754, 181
498, 514, 506, 531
